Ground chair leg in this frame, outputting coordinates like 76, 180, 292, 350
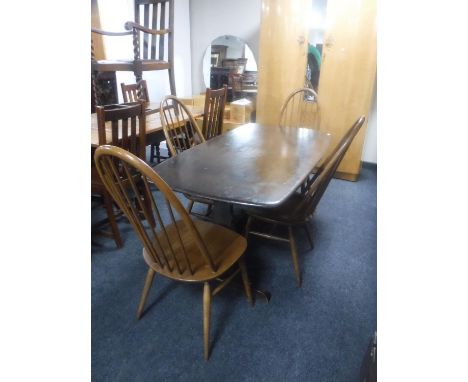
156, 143, 161, 163
187, 200, 194, 214
150, 145, 155, 163
205, 203, 213, 217
303, 223, 314, 249
203, 282, 211, 361
244, 216, 253, 237
102, 191, 123, 248
137, 268, 155, 320
238, 257, 253, 306
288, 225, 301, 287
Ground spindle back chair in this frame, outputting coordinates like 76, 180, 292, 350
244, 116, 366, 286
160, 96, 214, 217
160, 96, 205, 156
94, 145, 253, 360
278, 88, 320, 129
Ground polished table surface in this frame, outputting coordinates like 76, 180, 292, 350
91, 102, 204, 147
153, 123, 331, 207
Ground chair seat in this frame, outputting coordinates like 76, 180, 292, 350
244, 192, 306, 224
93, 59, 171, 72
143, 219, 246, 282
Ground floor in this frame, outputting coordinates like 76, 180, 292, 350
91, 163, 376, 381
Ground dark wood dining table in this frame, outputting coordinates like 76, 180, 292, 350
153, 123, 331, 208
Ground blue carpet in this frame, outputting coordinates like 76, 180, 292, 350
92, 163, 376, 381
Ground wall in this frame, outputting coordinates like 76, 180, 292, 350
362, 82, 377, 163
189, 0, 262, 95
97, 0, 192, 102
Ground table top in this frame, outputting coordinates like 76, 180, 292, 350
91, 102, 204, 147
153, 123, 331, 207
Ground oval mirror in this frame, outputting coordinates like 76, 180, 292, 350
202, 35, 258, 103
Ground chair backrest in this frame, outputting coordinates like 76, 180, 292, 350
94, 145, 218, 276
202, 85, 227, 140
121, 80, 150, 105
129, 0, 174, 62
297, 116, 366, 218
160, 96, 206, 156
96, 101, 147, 160
278, 88, 320, 129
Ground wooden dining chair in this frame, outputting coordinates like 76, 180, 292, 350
202, 85, 228, 140
92, 0, 176, 110
121, 80, 168, 164
278, 88, 320, 129
160, 95, 214, 217
94, 145, 253, 360
125, 0, 176, 96
121, 80, 150, 105
92, 101, 146, 248
244, 116, 366, 286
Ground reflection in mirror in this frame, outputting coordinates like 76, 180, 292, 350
307, 0, 328, 91
202, 35, 258, 104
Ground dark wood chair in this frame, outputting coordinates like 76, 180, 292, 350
121, 80, 149, 104
160, 96, 214, 218
244, 116, 366, 286
92, 101, 146, 248
121, 80, 168, 163
278, 87, 320, 129
202, 85, 227, 140
125, 0, 176, 96
91, 0, 175, 108
91, 27, 133, 108
94, 145, 253, 360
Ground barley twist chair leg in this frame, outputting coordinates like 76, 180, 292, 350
288, 225, 302, 287
203, 282, 211, 360
137, 268, 155, 320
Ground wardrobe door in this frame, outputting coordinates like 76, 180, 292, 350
256, 0, 310, 125
318, 0, 377, 180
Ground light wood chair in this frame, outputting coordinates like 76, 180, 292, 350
94, 145, 253, 360
244, 116, 366, 286
202, 85, 227, 140
278, 88, 320, 129
160, 96, 215, 218
92, 101, 147, 248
